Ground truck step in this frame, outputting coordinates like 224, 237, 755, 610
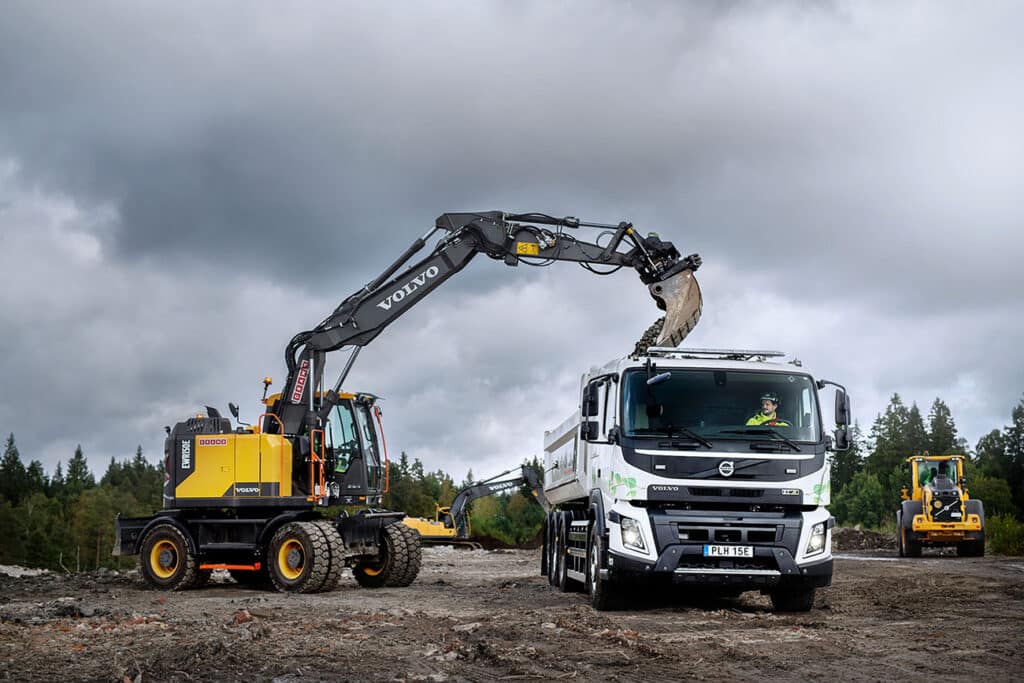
567, 569, 586, 583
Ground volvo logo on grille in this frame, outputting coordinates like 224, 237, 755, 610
718, 461, 735, 477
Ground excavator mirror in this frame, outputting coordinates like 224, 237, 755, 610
228, 402, 240, 420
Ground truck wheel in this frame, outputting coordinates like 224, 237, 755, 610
268, 521, 331, 593
587, 525, 617, 611
769, 583, 816, 612
540, 516, 549, 578
353, 521, 420, 588
556, 514, 573, 593
313, 519, 346, 592
546, 513, 559, 587
139, 523, 199, 591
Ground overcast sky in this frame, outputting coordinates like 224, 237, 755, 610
1, 1, 1021, 481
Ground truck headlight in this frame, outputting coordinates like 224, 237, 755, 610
620, 516, 647, 552
805, 522, 826, 556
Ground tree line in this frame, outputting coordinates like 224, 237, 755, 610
0, 436, 546, 571
830, 395, 1024, 531
0, 394, 1021, 570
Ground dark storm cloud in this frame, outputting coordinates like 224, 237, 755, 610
0, 1, 1021, 475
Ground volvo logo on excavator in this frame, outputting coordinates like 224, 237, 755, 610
377, 266, 440, 311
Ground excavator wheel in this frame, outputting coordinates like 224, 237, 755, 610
268, 521, 331, 593
312, 519, 346, 592
139, 523, 200, 591
353, 521, 421, 588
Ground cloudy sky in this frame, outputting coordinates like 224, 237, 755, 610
1, 1, 1021, 481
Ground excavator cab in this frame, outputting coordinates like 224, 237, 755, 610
319, 394, 387, 505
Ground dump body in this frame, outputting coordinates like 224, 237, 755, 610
540, 348, 848, 611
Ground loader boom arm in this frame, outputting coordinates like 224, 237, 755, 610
271, 210, 701, 435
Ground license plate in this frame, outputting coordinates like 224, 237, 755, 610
703, 545, 753, 558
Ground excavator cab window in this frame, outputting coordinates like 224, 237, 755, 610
328, 401, 360, 474
354, 404, 382, 490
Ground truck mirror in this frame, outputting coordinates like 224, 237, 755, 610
834, 426, 850, 451
834, 391, 851, 426
582, 383, 600, 417
580, 420, 600, 441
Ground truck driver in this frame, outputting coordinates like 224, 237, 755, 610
747, 392, 790, 427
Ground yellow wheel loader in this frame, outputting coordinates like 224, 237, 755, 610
113, 210, 702, 591
897, 455, 985, 557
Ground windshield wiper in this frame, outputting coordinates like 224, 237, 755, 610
661, 426, 713, 449
717, 428, 801, 452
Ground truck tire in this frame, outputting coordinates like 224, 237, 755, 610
139, 523, 199, 591
268, 521, 331, 593
546, 513, 560, 587
587, 524, 618, 611
769, 583, 816, 613
556, 513, 574, 593
313, 519, 346, 592
353, 521, 420, 588
540, 516, 549, 578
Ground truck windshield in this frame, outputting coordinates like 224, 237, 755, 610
622, 369, 821, 443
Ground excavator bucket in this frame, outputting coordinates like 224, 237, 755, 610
649, 268, 702, 347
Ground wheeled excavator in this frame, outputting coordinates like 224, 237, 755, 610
113, 210, 702, 592
404, 465, 551, 548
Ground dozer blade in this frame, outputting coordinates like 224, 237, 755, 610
649, 268, 702, 347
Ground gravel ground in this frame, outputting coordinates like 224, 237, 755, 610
2, 545, 1022, 682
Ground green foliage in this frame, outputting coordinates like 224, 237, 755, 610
831, 471, 887, 528
986, 515, 1024, 556
965, 474, 1015, 517
831, 422, 864, 494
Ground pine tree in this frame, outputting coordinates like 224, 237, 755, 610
25, 461, 47, 495
926, 398, 960, 455
65, 445, 95, 501
0, 433, 28, 505
1003, 396, 1024, 513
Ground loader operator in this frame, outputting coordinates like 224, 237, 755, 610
746, 392, 790, 427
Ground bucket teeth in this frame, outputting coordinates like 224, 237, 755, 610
648, 269, 702, 347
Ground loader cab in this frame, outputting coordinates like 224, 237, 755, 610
904, 455, 966, 501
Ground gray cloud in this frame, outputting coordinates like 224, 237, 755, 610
0, 1, 1021, 479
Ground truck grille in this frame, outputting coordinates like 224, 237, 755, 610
677, 523, 780, 544
688, 487, 764, 498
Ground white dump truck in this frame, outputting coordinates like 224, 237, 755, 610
540, 347, 850, 611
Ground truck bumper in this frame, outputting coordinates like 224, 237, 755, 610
606, 546, 832, 588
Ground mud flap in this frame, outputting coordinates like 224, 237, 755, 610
649, 268, 702, 347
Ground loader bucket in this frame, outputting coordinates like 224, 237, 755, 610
649, 268, 702, 347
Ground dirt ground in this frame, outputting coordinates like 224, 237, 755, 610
2, 542, 1022, 682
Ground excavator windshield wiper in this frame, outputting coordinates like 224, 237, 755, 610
717, 428, 801, 452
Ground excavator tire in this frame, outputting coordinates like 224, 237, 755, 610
353, 521, 421, 588
268, 521, 331, 593
313, 519, 346, 592
139, 523, 199, 591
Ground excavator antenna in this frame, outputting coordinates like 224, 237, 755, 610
649, 265, 702, 347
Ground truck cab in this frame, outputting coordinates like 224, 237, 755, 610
542, 347, 850, 612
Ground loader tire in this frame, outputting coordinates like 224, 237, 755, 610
313, 519, 346, 592
353, 521, 421, 588
957, 535, 985, 557
268, 521, 331, 593
903, 529, 922, 558
139, 523, 199, 591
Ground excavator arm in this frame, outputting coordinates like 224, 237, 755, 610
270, 210, 702, 435
446, 465, 552, 539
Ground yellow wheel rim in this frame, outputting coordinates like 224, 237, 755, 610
150, 540, 179, 579
277, 539, 305, 580
361, 563, 384, 577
